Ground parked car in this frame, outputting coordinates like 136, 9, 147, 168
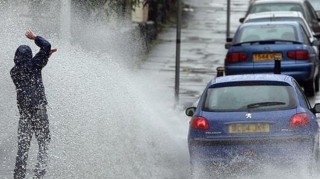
239, 0, 320, 34
243, 11, 320, 40
242, 11, 320, 58
186, 74, 320, 178
309, 0, 320, 18
224, 21, 320, 96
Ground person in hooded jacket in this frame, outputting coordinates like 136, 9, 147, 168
11, 30, 57, 179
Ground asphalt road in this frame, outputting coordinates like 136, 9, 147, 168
140, 0, 320, 107
140, 0, 252, 108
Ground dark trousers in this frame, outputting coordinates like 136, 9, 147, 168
14, 105, 51, 179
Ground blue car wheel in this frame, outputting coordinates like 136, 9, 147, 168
190, 161, 222, 179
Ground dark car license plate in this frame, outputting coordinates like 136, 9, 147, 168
253, 53, 282, 61
228, 123, 270, 133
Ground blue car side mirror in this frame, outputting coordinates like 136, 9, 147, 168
313, 103, 320, 113
185, 107, 196, 116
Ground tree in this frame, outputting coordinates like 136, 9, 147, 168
71, 0, 171, 10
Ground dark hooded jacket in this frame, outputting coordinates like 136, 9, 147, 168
10, 36, 51, 109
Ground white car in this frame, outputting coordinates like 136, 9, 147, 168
241, 11, 320, 55
240, 0, 320, 34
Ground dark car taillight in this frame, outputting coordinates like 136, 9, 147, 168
287, 50, 310, 60
226, 52, 248, 62
290, 113, 310, 128
190, 116, 209, 130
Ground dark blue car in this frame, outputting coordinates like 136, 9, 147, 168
224, 21, 320, 96
186, 74, 320, 178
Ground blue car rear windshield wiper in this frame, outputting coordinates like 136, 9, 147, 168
247, 102, 286, 109
233, 39, 302, 46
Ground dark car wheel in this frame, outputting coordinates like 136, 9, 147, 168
304, 78, 315, 97
315, 72, 320, 92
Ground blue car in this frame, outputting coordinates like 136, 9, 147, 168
224, 21, 320, 96
186, 74, 320, 178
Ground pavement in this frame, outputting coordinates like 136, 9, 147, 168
140, 0, 250, 108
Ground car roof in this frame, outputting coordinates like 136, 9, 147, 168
240, 20, 300, 28
212, 74, 293, 85
253, 0, 305, 4
245, 11, 304, 20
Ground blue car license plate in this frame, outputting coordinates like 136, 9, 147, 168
253, 53, 282, 61
228, 123, 270, 133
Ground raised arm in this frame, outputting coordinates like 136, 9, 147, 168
25, 30, 57, 68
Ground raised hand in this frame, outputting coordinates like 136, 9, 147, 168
25, 30, 37, 40
49, 48, 57, 55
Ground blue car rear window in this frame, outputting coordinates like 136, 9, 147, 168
239, 24, 297, 42
202, 84, 297, 112
245, 17, 311, 38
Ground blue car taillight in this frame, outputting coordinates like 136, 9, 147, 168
290, 113, 310, 128
226, 52, 248, 62
190, 116, 209, 130
287, 50, 310, 60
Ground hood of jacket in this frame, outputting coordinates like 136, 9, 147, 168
14, 45, 32, 65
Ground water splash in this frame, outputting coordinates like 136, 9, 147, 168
0, 1, 189, 178
2, 1, 316, 179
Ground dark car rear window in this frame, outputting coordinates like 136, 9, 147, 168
202, 84, 297, 112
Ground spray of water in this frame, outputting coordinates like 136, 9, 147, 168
0, 1, 190, 178
1, 1, 318, 179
